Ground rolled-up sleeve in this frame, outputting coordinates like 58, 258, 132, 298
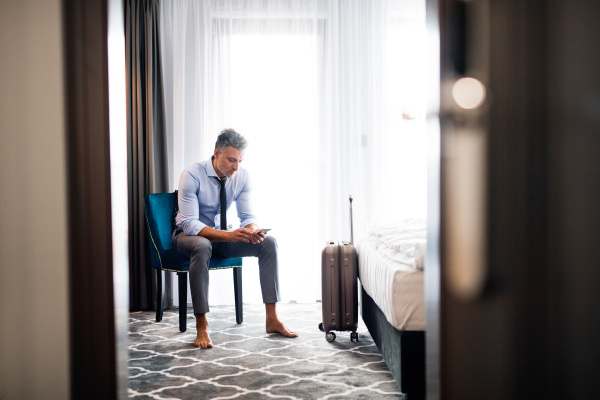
236, 173, 258, 228
178, 170, 207, 236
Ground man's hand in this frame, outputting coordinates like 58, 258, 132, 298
199, 225, 267, 244
244, 224, 267, 245
226, 227, 254, 243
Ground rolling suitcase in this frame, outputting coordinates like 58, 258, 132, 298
319, 195, 359, 342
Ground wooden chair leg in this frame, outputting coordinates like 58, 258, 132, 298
178, 272, 188, 332
156, 269, 165, 322
233, 267, 243, 324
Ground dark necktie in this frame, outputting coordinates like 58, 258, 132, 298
218, 178, 227, 230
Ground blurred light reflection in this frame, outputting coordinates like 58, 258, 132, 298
452, 77, 486, 109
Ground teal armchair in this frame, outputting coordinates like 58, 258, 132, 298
143, 191, 243, 332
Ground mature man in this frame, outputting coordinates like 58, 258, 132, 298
172, 128, 297, 348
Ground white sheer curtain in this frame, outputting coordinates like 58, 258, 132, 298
160, 0, 426, 305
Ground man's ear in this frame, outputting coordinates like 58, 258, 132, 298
214, 148, 220, 158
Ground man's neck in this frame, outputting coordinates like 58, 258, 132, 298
212, 156, 226, 179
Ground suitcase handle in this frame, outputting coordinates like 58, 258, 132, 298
349, 195, 354, 245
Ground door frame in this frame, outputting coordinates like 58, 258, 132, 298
64, 0, 127, 398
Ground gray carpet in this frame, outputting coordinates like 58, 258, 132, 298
128, 303, 403, 399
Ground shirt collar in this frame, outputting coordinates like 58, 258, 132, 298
207, 156, 226, 180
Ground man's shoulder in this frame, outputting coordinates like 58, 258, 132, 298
183, 160, 209, 177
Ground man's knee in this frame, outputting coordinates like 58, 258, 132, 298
261, 235, 277, 252
190, 236, 212, 258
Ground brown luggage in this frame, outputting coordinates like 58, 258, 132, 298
319, 196, 359, 342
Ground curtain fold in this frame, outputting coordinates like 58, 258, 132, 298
126, 0, 171, 311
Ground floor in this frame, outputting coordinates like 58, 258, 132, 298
128, 302, 404, 399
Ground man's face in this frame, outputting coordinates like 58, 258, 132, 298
214, 146, 244, 178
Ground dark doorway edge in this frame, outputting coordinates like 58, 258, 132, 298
63, 0, 118, 398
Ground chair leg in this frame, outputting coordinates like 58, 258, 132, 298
233, 267, 243, 324
178, 272, 188, 332
156, 269, 165, 322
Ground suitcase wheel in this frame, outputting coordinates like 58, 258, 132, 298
318, 322, 324, 332
326, 332, 336, 342
351, 332, 359, 342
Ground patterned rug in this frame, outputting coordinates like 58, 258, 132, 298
128, 303, 404, 399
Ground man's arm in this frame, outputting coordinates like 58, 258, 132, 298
197, 224, 264, 244
178, 170, 208, 236
234, 174, 265, 243
236, 174, 259, 228
198, 226, 254, 243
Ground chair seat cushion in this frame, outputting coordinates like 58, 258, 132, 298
209, 255, 243, 270
161, 249, 191, 272
159, 249, 242, 272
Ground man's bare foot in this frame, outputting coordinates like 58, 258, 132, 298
194, 313, 213, 349
266, 317, 298, 337
265, 303, 298, 338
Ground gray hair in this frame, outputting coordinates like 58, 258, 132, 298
215, 128, 247, 153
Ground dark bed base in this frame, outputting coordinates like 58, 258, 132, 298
360, 286, 425, 400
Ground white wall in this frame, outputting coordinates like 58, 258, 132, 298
0, 0, 71, 398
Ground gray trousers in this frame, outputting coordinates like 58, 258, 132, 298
171, 227, 280, 314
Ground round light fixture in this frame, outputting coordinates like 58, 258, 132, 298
452, 77, 486, 109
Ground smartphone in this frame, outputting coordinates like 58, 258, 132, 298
256, 228, 271, 234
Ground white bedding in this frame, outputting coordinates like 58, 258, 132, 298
358, 228, 425, 331
364, 219, 427, 270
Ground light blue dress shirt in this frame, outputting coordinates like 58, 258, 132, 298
175, 157, 258, 236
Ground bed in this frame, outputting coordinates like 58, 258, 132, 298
357, 219, 426, 400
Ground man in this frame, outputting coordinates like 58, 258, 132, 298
172, 128, 298, 348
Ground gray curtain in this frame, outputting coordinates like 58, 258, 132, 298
126, 0, 171, 311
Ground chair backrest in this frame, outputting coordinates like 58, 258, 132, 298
144, 192, 177, 269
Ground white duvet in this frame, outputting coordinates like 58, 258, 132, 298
363, 218, 427, 270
